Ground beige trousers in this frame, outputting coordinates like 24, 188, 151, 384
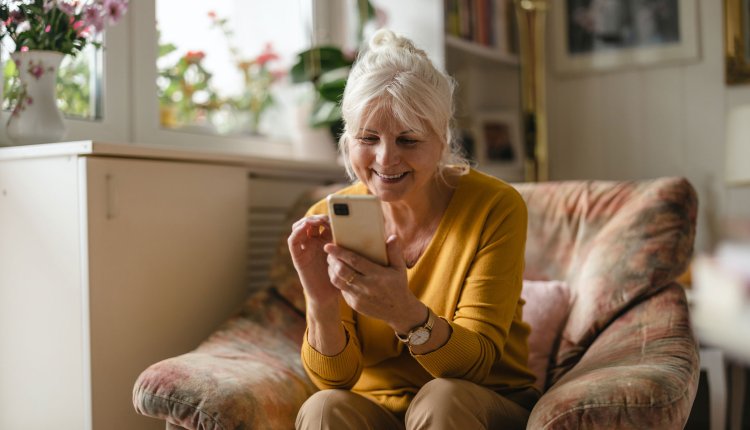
295, 378, 538, 430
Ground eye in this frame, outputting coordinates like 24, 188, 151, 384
398, 137, 419, 146
356, 135, 379, 145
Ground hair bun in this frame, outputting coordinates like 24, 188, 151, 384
369, 28, 417, 53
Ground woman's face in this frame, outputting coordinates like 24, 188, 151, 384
348, 110, 444, 204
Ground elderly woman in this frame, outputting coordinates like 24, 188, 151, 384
288, 29, 539, 430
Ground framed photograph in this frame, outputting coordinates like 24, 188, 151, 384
472, 111, 523, 181
725, 0, 750, 84
552, 0, 700, 74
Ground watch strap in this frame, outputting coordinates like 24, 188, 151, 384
396, 307, 435, 345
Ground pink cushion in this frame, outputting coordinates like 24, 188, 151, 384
521, 280, 570, 392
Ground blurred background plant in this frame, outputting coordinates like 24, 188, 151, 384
157, 46, 221, 130
208, 11, 283, 135
156, 10, 284, 136
290, 0, 379, 140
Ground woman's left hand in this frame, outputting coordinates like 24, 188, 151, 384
324, 235, 426, 333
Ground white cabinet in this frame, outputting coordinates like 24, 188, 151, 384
0, 141, 343, 430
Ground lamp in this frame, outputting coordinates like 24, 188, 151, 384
514, 0, 549, 182
726, 104, 750, 185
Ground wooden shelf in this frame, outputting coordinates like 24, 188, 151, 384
445, 34, 519, 66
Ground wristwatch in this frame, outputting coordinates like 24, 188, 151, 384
396, 307, 436, 347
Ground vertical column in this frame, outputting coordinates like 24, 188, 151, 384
514, 0, 549, 182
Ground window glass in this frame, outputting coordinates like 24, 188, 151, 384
156, 0, 312, 138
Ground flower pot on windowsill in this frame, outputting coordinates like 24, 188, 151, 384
6, 50, 66, 146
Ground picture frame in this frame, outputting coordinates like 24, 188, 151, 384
725, 0, 750, 84
471, 110, 524, 181
551, 0, 700, 74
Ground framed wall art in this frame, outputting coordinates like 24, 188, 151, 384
551, 0, 700, 74
472, 110, 524, 181
725, 0, 750, 84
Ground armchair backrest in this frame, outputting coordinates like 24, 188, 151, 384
513, 177, 697, 385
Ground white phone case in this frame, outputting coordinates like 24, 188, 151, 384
327, 194, 389, 265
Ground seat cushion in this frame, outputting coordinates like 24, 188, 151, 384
133, 289, 316, 430
528, 284, 699, 429
522, 280, 570, 392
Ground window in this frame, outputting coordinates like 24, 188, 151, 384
155, 0, 313, 140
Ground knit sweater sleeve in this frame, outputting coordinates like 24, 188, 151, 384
413, 186, 528, 382
299, 192, 364, 390
301, 303, 363, 389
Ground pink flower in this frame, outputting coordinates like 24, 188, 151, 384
20, 46, 29, 52
57, 1, 76, 16
82, 5, 105, 32
45, 24, 51, 33
255, 43, 279, 67
184, 51, 206, 64
270, 69, 287, 81
43, 0, 57, 13
9, 11, 25, 24
103, 0, 128, 25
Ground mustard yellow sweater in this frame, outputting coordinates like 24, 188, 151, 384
301, 169, 536, 415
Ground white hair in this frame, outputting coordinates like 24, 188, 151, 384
338, 29, 470, 182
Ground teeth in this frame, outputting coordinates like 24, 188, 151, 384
376, 171, 406, 180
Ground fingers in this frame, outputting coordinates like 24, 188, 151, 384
327, 253, 362, 288
323, 242, 380, 274
292, 214, 329, 229
289, 216, 331, 244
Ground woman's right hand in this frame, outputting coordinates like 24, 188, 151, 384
287, 215, 340, 313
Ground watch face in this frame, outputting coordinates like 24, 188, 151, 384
409, 328, 430, 346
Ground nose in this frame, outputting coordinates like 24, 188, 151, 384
375, 138, 400, 167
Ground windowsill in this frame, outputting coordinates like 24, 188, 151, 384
0, 140, 345, 178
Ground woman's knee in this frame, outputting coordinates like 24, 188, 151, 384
296, 389, 402, 430
296, 390, 351, 429
405, 378, 529, 430
405, 379, 481, 428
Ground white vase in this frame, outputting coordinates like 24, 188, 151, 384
6, 50, 66, 146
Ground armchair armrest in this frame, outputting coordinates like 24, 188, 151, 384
133, 289, 317, 430
528, 284, 699, 429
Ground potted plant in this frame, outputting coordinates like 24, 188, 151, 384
289, 0, 379, 143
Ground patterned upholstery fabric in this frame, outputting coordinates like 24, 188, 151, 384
528, 284, 697, 429
132, 176, 699, 429
514, 178, 698, 385
132, 289, 316, 429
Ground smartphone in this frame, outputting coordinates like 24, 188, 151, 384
327, 194, 389, 266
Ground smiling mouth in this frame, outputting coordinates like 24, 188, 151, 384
374, 170, 408, 180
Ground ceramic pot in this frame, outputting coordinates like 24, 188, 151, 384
6, 50, 66, 145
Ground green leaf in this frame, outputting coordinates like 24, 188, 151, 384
159, 43, 178, 57
309, 97, 342, 128
290, 46, 351, 84
316, 66, 349, 102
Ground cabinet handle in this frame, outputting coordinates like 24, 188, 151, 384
105, 174, 117, 220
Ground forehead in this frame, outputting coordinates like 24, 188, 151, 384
359, 101, 425, 134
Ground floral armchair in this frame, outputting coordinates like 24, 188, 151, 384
133, 176, 699, 429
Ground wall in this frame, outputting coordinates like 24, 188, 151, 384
546, 0, 750, 252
